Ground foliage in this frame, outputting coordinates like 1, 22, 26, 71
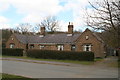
27, 50, 94, 61
2, 48, 23, 56
2, 29, 13, 40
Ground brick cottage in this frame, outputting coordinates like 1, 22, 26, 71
6, 23, 107, 58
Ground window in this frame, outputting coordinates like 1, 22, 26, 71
83, 44, 91, 51
40, 45, 45, 49
57, 45, 64, 51
30, 44, 34, 49
71, 45, 76, 51
10, 43, 15, 48
85, 35, 89, 40
11, 38, 14, 40
2, 43, 6, 48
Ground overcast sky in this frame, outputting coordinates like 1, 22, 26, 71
0, 0, 95, 31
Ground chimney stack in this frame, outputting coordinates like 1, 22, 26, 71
68, 22, 73, 34
40, 27, 45, 36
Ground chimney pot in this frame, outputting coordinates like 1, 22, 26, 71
69, 22, 70, 25
68, 22, 73, 34
40, 27, 45, 36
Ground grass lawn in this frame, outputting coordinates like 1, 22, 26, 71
1, 73, 36, 80
108, 62, 118, 67
2, 56, 119, 67
2, 55, 98, 65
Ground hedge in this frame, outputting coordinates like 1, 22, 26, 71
27, 50, 94, 61
2, 48, 24, 56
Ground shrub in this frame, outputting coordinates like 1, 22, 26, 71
27, 50, 94, 61
2, 48, 24, 56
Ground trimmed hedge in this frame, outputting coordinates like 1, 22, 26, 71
27, 50, 94, 61
2, 48, 24, 56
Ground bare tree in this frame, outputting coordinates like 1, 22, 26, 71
15, 23, 33, 34
39, 16, 59, 32
86, 0, 120, 48
14, 23, 33, 56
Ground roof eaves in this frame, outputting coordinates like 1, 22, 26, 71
29, 42, 74, 44
93, 33, 104, 43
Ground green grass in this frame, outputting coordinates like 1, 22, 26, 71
108, 62, 118, 68
2, 55, 95, 65
2, 55, 119, 68
103, 60, 119, 68
95, 57, 119, 68
94, 58, 103, 62
1, 73, 36, 80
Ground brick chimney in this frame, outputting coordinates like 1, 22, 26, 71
68, 22, 73, 34
40, 27, 45, 36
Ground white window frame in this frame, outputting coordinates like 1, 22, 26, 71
40, 45, 45, 49
83, 44, 92, 51
57, 45, 64, 51
30, 44, 34, 49
71, 45, 76, 51
10, 43, 15, 48
85, 35, 89, 40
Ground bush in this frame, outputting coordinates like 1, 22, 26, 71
27, 50, 94, 61
2, 48, 24, 56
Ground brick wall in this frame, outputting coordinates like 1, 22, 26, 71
28, 44, 71, 51
75, 29, 106, 58
6, 29, 106, 58
6, 34, 26, 49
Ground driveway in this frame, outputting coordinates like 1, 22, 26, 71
1, 57, 118, 78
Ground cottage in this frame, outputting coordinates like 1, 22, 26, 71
6, 23, 107, 58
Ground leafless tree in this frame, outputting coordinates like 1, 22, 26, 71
39, 16, 59, 32
15, 23, 33, 34
86, 0, 120, 48
15, 23, 33, 55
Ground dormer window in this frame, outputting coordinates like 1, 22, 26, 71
39, 35, 44, 37
85, 35, 89, 40
67, 34, 72, 36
